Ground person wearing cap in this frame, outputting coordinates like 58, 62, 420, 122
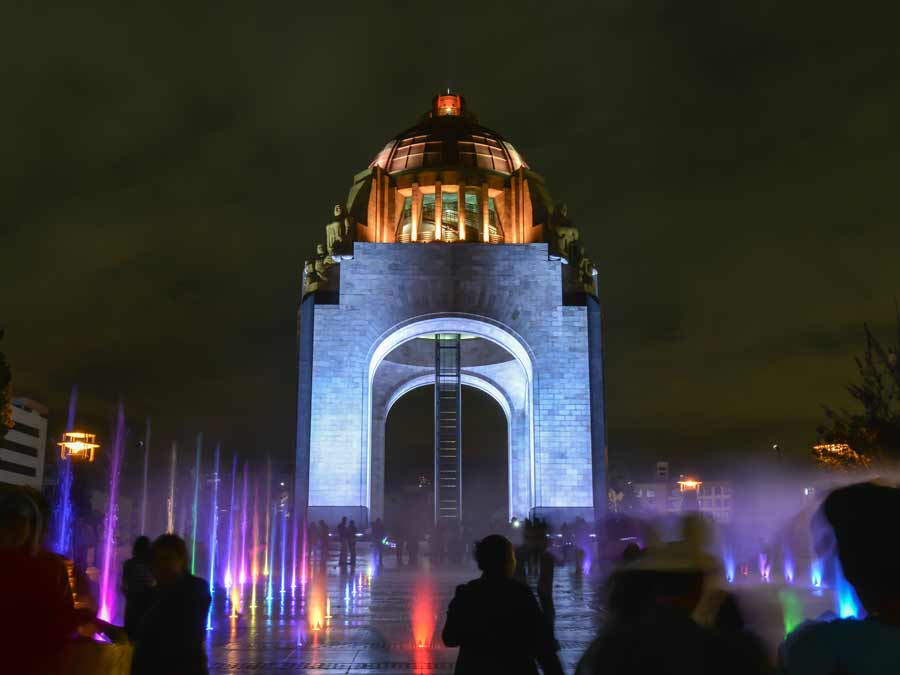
779, 482, 900, 675
576, 516, 768, 675
442, 534, 563, 675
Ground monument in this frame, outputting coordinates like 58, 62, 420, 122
296, 93, 607, 527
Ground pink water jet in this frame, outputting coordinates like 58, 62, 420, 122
98, 403, 126, 623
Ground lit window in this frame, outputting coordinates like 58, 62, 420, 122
396, 196, 413, 242
441, 191, 459, 241
464, 190, 480, 240
488, 198, 504, 242
419, 194, 436, 242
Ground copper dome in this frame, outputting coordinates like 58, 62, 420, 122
370, 94, 528, 177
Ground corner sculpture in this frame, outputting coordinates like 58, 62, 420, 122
325, 203, 356, 259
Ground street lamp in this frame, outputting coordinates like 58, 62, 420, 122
58, 431, 99, 462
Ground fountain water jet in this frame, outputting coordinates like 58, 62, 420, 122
190, 432, 202, 574
167, 442, 177, 533
98, 403, 126, 623
51, 385, 78, 556
224, 453, 237, 589
239, 462, 249, 587
290, 506, 299, 591
263, 457, 272, 577
206, 444, 220, 630
266, 503, 277, 601
280, 508, 287, 594
411, 576, 436, 648
140, 417, 150, 534
810, 558, 823, 587
834, 559, 861, 618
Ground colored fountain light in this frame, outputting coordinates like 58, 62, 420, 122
810, 558, 823, 587
57, 431, 99, 462
266, 504, 277, 601
167, 442, 177, 533
758, 553, 771, 583
308, 585, 325, 631
140, 418, 151, 535
834, 560, 861, 618
98, 404, 126, 623
207, 445, 221, 630
224, 453, 237, 589
783, 553, 795, 584
51, 385, 79, 556
723, 549, 735, 584
190, 433, 202, 574
280, 508, 288, 594
777, 590, 804, 637
239, 463, 249, 586
411, 577, 436, 649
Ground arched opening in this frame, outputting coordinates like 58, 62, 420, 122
366, 316, 536, 523
384, 384, 509, 532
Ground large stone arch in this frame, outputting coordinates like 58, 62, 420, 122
366, 316, 535, 521
297, 243, 604, 528
372, 367, 525, 521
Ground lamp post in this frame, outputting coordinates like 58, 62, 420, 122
58, 431, 100, 462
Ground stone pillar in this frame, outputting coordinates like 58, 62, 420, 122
458, 185, 466, 240
435, 181, 443, 241
294, 292, 315, 522
411, 182, 420, 241
587, 295, 608, 523
481, 182, 490, 242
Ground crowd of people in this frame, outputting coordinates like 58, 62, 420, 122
1, 481, 898, 674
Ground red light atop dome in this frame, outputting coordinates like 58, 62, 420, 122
435, 94, 461, 117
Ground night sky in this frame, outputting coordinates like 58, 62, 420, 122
4, 2, 899, 476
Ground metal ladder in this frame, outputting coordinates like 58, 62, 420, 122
434, 334, 462, 524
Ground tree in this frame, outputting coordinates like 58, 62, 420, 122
817, 307, 900, 468
0, 329, 11, 429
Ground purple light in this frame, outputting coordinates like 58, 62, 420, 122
207, 444, 220, 630
51, 385, 78, 556
98, 403, 126, 623
224, 453, 237, 589
239, 462, 248, 586
280, 508, 288, 595
783, 550, 795, 584
811, 558, 823, 587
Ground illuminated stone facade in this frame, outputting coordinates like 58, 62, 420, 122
296, 95, 607, 526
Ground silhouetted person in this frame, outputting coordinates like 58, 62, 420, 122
318, 520, 330, 567
407, 528, 420, 567
348, 519, 358, 567
394, 523, 405, 567
337, 516, 348, 567
371, 518, 385, 567
0, 487, 79, 675
576, 532, 767, 675
132, 534, 211, 675
442, 534, 563, 675
122, 535, 155, 640
779, 482, 900, 674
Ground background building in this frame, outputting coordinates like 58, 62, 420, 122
632, 462, 734, 523
1, 397, 48, 488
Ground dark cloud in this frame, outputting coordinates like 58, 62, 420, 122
3, 0, 899, 476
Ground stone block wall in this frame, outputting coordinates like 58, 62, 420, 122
298, 242, 605, 525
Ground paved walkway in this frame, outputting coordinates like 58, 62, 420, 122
207, 551, 602, 674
